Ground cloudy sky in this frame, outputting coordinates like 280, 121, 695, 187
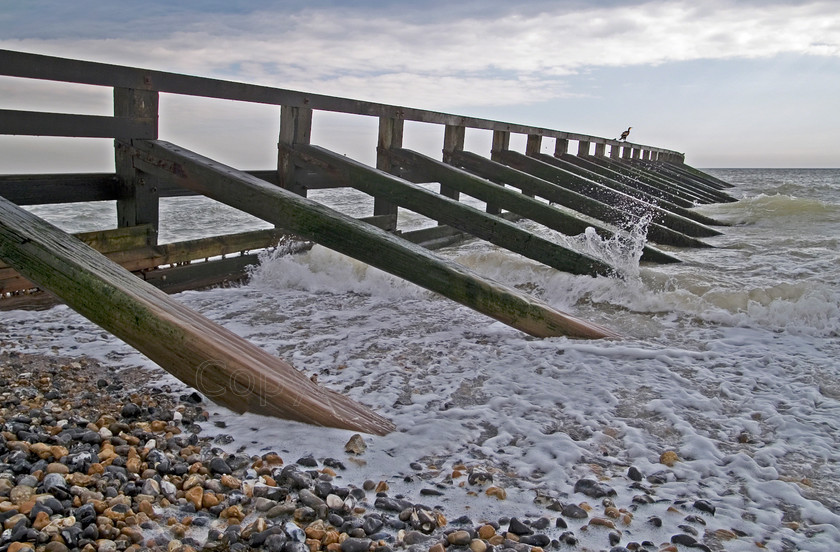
1, 0, 838, 170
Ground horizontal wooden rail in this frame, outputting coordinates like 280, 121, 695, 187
1, 226, 282, 295
0, 49, 680, 156
0, 109, 155, 139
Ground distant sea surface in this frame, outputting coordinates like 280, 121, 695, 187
8, 168, 840, 550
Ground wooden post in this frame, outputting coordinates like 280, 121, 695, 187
594, 143, 606, 157
0, 195, 395, 435
554, 138, 569, 157
492, 130, 510, 154
440, 125, 464, 202
577, 140, 590, 157
526, 134, 542, 157
610, 144, 621, 159
632, 148, 641, 160
114, 87, 159, 245
622, 146, 633, 160
278, 105, 312, 197
374, 117, 403, 230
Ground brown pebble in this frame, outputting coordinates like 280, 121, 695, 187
429, 543, 445, 552
374, 481, 389, 493
485, 486, 506, 500
660, 450, 679, 467
32, 510, 51, 530
184, 486, 203, 510
202, 491, 220, 508
588, 517, 616, 529
46, 462, 70, 474
469, 539, 487, 552
477, 524, 496, 540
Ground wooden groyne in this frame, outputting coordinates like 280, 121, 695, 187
0, 49, 734, 430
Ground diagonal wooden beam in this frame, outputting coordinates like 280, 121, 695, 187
130, 139, 619, 339
0, 195, 395, 435
384, 148, 680, 265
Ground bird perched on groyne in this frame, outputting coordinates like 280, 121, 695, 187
618, 126, 631, 141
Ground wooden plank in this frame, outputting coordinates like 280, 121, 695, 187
558, 155, 700, 207
389, 148, 680, 264
0, 173, 200, 204
493, 150, 721, 239
76, 224, 156, 254
1, 227, 279, 294
0, 109, 154, 139
285, 144, 614, 277
0, 194, 395, 435
538, 153, 727, 228
0, 49, 680, 157
0, 173, 120, 204
130, 139, 619, 339
580, 154, 725, 205
450, 150, 712, 249
0, 225, 154, 270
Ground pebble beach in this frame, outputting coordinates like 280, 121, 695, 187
2, 350, 756, 552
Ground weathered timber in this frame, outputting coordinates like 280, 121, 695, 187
0, 49, 680, 159
284, 143, 614, 277
580, 154, 726, 205
0, 173, 121, 205
666, 162, 734, 189
639, 160, 733, 193
2, 227, 283, 299
140, 253, 261, 294
622, 158, 735, 203
0, 170, 343, 206
130, 139, 618, 339
559, 154, 713, 208
493, 150, 721, 239
0, 194, 395, 434
385, 148, 679, 264
537, 152, 726, 228
0, 109, 155, 139
448, 149, 712, 249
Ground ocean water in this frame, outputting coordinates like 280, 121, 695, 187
4, 168, 840, 550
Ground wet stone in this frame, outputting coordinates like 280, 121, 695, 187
209, 457, 232, 475
507, 518, 532, 536
561, 503, 589, 519
627, 466, 643, 481
574, 478, 616, 498
693, 499, 716, 515
341, 537, 373, 552
671, 533, 698, 546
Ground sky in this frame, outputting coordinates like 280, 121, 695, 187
1, 0, 839, 170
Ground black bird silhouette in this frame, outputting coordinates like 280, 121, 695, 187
618, 126, 632, 141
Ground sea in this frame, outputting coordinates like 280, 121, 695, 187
4, 168, 840, 551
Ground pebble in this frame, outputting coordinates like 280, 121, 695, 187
0, 350, 744, 552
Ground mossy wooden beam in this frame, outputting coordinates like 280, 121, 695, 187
130, 139, 619, 339
449, 149, 711, 249
0, 194, 396, 435
284, 143, 613, 278
641, 161, 734, 193
386, 148, 679, 265
558, 154, 709, 208
664, 162, 734, 189
538, 153, 726, 228
580, 154, 726, 205
493, 150, 720, 239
